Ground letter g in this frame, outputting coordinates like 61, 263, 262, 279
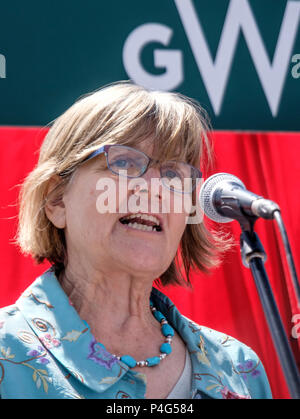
123, 23, 183, 90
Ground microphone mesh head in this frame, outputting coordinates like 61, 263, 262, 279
199, 173, 246, 223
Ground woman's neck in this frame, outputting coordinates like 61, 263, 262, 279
59, 265, 159, 337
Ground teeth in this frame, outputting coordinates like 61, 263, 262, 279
125, 213, 160, 225
127, 222, 156, 232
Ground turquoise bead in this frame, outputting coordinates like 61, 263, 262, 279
115, 303, 173, 369
153, 310, 165, 322
146, 356, 161, 366
120, 355, 137, 368
161, 324, 174, 337
160, 342, 172, 354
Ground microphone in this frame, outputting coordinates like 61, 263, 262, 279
199, 172, 300, 387
199, 173, 280, 223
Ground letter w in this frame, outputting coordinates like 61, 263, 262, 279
175, 0, 300, 116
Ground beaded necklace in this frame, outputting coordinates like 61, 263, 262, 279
113, 300, 174, 368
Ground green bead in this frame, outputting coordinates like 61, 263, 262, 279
120, 355, 137, 368
160, 342, 172, 354
161, 324, 174, 337
146, 356, 161, 366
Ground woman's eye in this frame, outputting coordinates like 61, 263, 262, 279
113, 159, 130, 168
165, 169, 181, 179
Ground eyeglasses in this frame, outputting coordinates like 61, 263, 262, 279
83, 144, 202, 194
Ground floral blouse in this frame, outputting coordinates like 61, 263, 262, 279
0, 269, 272, 399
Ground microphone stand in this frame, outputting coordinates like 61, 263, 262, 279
239, 215, 300, 399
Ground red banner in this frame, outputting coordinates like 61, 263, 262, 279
0, 127, 299, 398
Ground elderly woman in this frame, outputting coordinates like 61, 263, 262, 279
0, 82, 272, 399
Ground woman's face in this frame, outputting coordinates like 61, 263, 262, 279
58, 140, 191, 279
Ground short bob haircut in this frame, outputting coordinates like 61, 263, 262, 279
17, 81, 230, 287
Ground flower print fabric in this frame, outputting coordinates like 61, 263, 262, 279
0, 269, 272, 399
87, 337, 119, 369
27, 347, 50, 365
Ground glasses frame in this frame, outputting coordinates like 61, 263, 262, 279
83, 144, 202, 194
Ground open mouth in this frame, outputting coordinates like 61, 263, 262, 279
119, 213, 163, 232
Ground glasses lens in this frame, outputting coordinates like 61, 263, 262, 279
107, 146, 149, 177
106, 146, 200, 192
161, 162, 198, 193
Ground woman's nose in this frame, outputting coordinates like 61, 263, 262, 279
129, 166, 163, 209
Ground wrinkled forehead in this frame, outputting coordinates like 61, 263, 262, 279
133, 138, 165, 162
128, 136, 196, 166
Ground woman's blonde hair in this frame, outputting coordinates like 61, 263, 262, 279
17, 81, 230, 286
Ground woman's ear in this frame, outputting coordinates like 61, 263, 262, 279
44, 175, 66, 229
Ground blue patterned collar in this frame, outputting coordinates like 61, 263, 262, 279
16, 268, 252, 399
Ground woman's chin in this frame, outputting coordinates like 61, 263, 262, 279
115, 250, 168, 278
